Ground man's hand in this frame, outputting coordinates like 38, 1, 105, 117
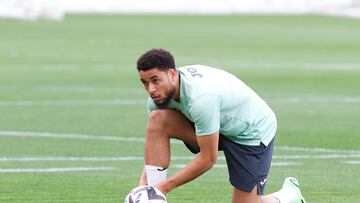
154, 181, 169, 196
153, 132, 219, 195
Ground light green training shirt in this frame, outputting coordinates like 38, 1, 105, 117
147, 65, 277, 146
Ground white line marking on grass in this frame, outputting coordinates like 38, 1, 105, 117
0, 167, 115, 173
0, 99, 146, 106
271, 162, 302, 166
1, 130, 359, 155
38, 87, 144, 94
40, 65, 80, 72
173, 164, 227, 168
0, 157, 145, 162
2, 61, 360, 72
274, 154, 360, 159
269, 96, 360, 104
0, 86, 145, 94
1, 96, 359, 107
180, 58, 360, 71
276, 146, 360, 154
342, 160, 360, 165
0, 131, 145, 142
0, 64, 81, 72
0, 156, 196, 162
0, 130, 184, 144
0, 64, 119, 72
1, 154, 359, 163
173, 162, 301, 168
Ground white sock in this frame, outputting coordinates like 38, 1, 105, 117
145, 165, 168, 186
271, 187, 297, 203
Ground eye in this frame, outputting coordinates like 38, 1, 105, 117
152, 79, 160, 84
142, 81, 149, 89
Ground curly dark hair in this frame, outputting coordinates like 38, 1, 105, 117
137, 48, 175, 72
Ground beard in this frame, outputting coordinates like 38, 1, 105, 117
154, 87, 176, 108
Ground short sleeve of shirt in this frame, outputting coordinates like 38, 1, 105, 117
189, 94, 220, 136
147, 98, 157, 115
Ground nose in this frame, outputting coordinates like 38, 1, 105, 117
148, 83, 156, 93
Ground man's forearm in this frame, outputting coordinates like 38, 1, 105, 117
139, 168, 147, 185
157, 152, 216, 194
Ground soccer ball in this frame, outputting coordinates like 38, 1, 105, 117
124, 185, 167, 203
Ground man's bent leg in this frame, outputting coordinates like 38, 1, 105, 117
232, 185, 261, 203
262, 177, 307, 203
231, 178, 305, 203
262, 195, 279, 203
232, 185, 282, 203
142, 109, 199, 185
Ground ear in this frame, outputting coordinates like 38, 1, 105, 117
168, 68, 177, 81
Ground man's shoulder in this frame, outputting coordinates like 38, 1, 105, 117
178, 65, 224, 102
178, 64, 213, 71
178, 64, 234, 81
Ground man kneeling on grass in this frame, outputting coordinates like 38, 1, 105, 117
136, 48, 306, 203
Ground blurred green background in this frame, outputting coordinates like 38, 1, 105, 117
0, 15, 359, 202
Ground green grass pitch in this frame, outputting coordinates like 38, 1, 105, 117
0, 14, 359, 202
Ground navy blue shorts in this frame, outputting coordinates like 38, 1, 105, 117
184, 136, 274, 195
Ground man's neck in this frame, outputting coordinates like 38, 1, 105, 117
173, 73, 181, 102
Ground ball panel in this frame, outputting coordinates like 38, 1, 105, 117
124, 186, 167, 203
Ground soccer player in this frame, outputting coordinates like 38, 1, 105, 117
136, 48, 306, 203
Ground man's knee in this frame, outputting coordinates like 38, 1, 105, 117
147, 109, 175, 135
148, 109, 172, 126
147, 109, 195, 142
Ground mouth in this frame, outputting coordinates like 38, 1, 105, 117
151, 95, 160, 101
